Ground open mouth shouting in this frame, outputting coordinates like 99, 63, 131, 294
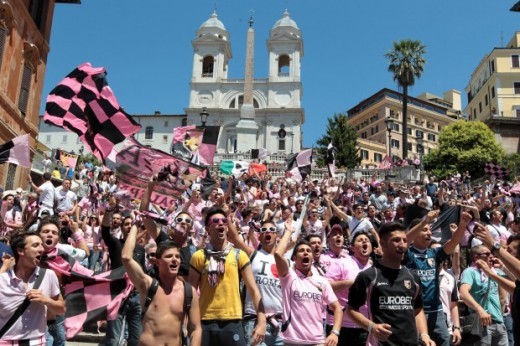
302, 256, 311, 265
264, 234, 272, 242
169, 261, 179, 272
45, 238, 54, 246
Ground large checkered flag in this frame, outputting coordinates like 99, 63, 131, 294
485, 162, 510, 179
44, 63, 141, 162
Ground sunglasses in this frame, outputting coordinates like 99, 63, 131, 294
210, 217, 228, 225
176, 217, 192, 224
146, 253, 156, 259
260, 226, 276, 233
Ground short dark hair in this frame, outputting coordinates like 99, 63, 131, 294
291, 239, 311, 260
156, 240, 181, 259
10, 230, 40, 261
205, 208, 227, 226
378, 222, 407, 240
37, 218, 60, 235
43, 172, 52, 180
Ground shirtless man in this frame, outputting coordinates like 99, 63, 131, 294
122, 222, 202, 346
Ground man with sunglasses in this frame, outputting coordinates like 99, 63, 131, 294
460, 243, 509, 345
228, 217, 285, 346
189, 208, 266, 346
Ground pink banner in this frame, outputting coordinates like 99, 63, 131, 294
115, 140, 204, 208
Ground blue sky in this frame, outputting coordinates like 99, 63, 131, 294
43, 1, 520, 147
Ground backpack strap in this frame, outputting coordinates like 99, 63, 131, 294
183, 280, 193, 318
141, 278, 159, 320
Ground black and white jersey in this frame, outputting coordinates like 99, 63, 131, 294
348, 261, 423, 346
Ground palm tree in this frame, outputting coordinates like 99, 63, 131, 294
385, 40, 426, 160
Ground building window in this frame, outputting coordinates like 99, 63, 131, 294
407, 127, 412, 135
361, 132, 367, 139
485, 95, 488, 106
428, 133, 436, 141
360, 150, 369, 159
513, 55, 520, 68
28, 0, 49, 33
62, 135, 67, 143
0, 27, 5, 70
473, 109, 477, 118
479, 102, 482, 113
490, 59, 495, 73
374, 153, 383, 162
278, 139, 286, 151
278, 54, 290, 77
202, 56, 214, 77
164, 121, 168, 127
491, 86, 495, 98
392, 123, 400, 132
181, 118, 187, 126
515, 82, 520, 94
18, 65, 32, 115
516, 109, 520, 118
407, 143, 412, 151
416, 130, 423, 138
145, 126, 153, 139
370, 126, 379, 135
438, 125, 442, 132
163, 135, 168, 144
5, 163, 16, 190
391, 139, 399, 149
45, 135, 51, 143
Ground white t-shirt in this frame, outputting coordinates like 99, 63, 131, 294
39, 181, 55, 208
347, 216, 374, 241
244, 249, 282, 316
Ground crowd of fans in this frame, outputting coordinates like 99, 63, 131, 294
1, 159, 520, 346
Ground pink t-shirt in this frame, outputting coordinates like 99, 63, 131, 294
280, 269, 337, 344
325, 255, 371, 328
0, 267, 60, 341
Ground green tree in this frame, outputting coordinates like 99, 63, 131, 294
315, 113, 361, 169
423, 120, 505, 178
386, 39, 427, 160
501, 153, 520, 179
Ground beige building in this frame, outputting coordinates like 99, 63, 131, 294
0, 0, 79, 189
347, 88, 461, 168
464, 32, 520, 154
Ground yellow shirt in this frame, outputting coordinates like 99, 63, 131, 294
190, 247, 250, 320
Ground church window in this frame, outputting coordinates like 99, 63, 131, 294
202, 56, 214, 77
18, 65, 32, 116
278, 54, 290, 76
278, 139, 286, 151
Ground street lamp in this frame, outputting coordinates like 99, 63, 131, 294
79, 145, 84, 156
200, 107, 209, 127
416, 134, 424, 181
384, 116, 394, 157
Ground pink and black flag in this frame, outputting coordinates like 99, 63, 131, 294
43, 63, 141, 162
285, 148, 312, 182
198, 126, 220, 165
171, 125, 219, 165
0, 134, 30, 168
41, 248, 132, 338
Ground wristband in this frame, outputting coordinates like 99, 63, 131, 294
453, 326, 461, 331
367, 322, 375, 333
330, 329, 340, 336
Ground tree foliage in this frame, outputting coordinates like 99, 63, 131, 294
386, 39, 426, 160
315, 113, 361, 169
501, 153, 520, 179
423, 120, 505, 178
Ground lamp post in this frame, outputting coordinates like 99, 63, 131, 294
200, 107, 209, 127
384, 116, 394, 157
416, 134, 424, 181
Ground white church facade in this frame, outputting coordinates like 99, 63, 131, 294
38, 10, 305, 162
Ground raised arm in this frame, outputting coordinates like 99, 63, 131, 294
274, 221, 293, 278
226, 213, 254, 257
122, 223, 152, 294
443, 211, 471, 255
406, 210, 439, 244
475, 226, 520, 281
